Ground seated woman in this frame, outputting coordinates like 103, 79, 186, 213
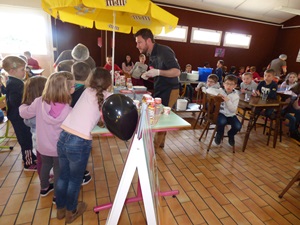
121, 54, 134, 78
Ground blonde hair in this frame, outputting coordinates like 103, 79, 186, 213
285, 72, 297, 85
22, 76, 47, 105
139, 54, 146, 59
42, 71, 74, 104
242, 72, 253, 79
2, 55, 26, 72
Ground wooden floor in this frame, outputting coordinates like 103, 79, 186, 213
0, 115, 299, 225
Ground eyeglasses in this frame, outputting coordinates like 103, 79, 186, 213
223, 82, 236, 86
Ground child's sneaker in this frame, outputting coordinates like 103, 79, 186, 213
24, 163, 37, 171
49, 174, 54, 184
57, 207, 66, 220
40, 183, 54, 197
214, 133, 222, 145
228, 136, 235, 146
82, 174, 92, 186
84, 170, 90, 176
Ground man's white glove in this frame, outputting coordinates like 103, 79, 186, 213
141, 73, 149, 80
143, 69, 160, 78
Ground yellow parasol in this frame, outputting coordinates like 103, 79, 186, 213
41, 0, 178, 80
42, 0, 178, 34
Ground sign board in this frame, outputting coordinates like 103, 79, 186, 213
105, 103, 161, 225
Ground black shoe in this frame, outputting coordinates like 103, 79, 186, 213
82, 174, 92, 186
228, 136, 235, 146
24, 162, 37, 171
52, 196, 56, 205
84, 170, 90, 176
214, 133, 222, 145
40, 183, 54, 197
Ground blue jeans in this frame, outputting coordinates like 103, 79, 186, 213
217, 113, 242, 137
284, 107, 300, 132
56, 130, 92, 211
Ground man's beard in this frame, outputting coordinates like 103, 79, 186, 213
142, 44, 149, 56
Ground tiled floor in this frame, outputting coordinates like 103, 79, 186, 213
0, 115, 299, 225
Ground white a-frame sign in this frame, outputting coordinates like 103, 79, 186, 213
94, 103, 178, 224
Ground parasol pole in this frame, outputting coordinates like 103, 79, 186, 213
111, 10, 116, 88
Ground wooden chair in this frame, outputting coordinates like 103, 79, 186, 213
278, 158, 300, 198
262, 95, 287, 145
193, 88, 206, 128
198, 93, 235, 152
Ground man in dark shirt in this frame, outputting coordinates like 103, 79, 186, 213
134, 28, 180, 149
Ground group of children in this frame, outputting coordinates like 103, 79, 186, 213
195, 68, 300, 146
1, 54, 112, 223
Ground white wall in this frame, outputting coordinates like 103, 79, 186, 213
1, 0, 41, 8
1, 0, 54, 76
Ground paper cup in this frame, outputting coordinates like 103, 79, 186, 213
163, 106, 171, 115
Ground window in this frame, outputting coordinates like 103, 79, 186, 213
0, 5, 51, 55
190, 28, 222, 46
223, 32, 251, 49
154, 26, 188, 42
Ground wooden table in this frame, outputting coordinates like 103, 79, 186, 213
239, 93, 287, 152
91, 111, 191, 136
172, 103, 200, 129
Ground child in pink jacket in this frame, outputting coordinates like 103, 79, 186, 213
19, 71, 75, 200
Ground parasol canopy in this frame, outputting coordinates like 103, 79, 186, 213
42, 0, 178, 35
41, 0, 178, 83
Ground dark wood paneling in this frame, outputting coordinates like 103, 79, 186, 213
52, 18, 104, 66
52, 6, 299, 74
278, 16, 300, 74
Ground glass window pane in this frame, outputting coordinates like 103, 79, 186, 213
191, 28, 222, 46
223, 32, 252, 49
0, 5, 49, 55
155, 26, 188, 42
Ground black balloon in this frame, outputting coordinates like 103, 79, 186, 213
102, 94, 138, 140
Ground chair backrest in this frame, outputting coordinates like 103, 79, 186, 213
198, 88, 205, 108
205, 93, 224, 124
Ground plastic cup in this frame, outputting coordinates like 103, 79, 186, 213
244, 92, 250, 101
261, 92, 268, 101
